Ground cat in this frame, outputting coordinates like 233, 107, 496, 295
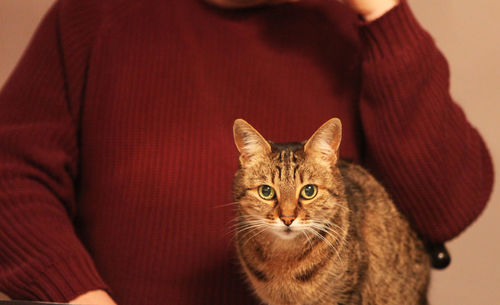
232, 118, 430, 305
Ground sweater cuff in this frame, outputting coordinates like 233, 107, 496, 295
359, 0, 431, 60
1, 252, 110, 303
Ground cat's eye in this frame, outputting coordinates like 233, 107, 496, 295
300, 184, 318, 200
258, 185, 276, 200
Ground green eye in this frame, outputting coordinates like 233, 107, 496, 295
258, 185, 276, 200
300, 184, 318, 200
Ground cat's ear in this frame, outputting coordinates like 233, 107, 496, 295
304, 118, 342, 164
233, 119, 271, 166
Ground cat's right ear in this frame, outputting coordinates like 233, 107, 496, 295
233, 119, 271, 166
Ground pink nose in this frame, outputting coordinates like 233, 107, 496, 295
280, 216, 296, 226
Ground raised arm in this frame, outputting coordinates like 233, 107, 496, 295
356, 0, 494, 243
0, 1, 113, 302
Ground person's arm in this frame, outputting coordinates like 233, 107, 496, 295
0, 290, 116, 305
355, 0, 494, 243
0, 1, 114, 302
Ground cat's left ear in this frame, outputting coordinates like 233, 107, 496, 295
233, 119, 271, 166
304, 118, 342, 164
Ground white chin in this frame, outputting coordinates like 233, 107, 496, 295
272, 228, 300, 240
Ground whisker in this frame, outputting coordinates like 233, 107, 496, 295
235, 219, 269, 236
306, 226, 345, 267
229, 220, 266, 233
311, 217, 348, 237
224, 216, 270, 240
308, 223, 346, 250
227, 223, 268, 243
334, 202, 349, 212
241, 227, 269, 248
302, 230, 313, 250
235, 223, 268, 235
308, 223, 342, 246
229, 219, 268, 230
323, 221, 348, 237
226, 214, 262, 227
213, 201, 240, 209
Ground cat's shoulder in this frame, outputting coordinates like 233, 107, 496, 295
337, 159, 388, 198
337, 159, 377, 183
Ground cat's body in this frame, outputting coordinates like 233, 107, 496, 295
232, 119, 430, 305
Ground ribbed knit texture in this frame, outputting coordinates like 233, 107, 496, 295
0, 0, 493, 304
358, 1, 493, 242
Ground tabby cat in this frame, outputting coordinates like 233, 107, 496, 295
232, 118, 430, 305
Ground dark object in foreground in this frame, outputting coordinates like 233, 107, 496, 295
428, 243, 451, 269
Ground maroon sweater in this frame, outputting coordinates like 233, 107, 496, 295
0, 0, 493, 304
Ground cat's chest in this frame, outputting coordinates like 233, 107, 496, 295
243, 244, 343, 305
252, 268, 338, 305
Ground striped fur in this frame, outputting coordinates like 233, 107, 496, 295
232, 119, 429, 305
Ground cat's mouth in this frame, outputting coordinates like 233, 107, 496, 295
271, 226, 300, 240
267, 219, 303, 240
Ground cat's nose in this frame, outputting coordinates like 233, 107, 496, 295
280, 216, 296, 226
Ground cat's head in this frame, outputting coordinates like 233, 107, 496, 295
233, 118, 347, 241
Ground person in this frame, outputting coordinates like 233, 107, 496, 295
0, 0, 493, 304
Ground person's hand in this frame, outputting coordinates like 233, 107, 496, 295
340, 0, 399, 22
69, 289, 117, 305
0, 292, 10, 300
204, 0, 297, 9
205, 0, 399, 22
0, 289, 116, 305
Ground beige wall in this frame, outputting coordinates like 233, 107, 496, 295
409, 1, 500, 304
0, 0, 498, 303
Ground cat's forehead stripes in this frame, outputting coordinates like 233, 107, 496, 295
270, 142, 304, 184
274, 150, 298, 184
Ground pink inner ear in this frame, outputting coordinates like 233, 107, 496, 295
235, 129, 252, 155
304, 119, 342, 162
233, 119, 271, 160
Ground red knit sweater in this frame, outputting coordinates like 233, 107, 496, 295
0, 0, 493, 304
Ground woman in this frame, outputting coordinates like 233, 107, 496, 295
0, 0, 493, 304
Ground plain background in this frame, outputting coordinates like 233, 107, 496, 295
0, 0, 498, 304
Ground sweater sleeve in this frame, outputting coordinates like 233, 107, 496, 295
357, 0, 494, 243
0, 1, 110, 302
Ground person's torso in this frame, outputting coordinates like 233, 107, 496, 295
75, 0, 361, 303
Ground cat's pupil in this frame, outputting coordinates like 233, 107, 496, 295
304, 185, 314, 196
261, 185, 272, 197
